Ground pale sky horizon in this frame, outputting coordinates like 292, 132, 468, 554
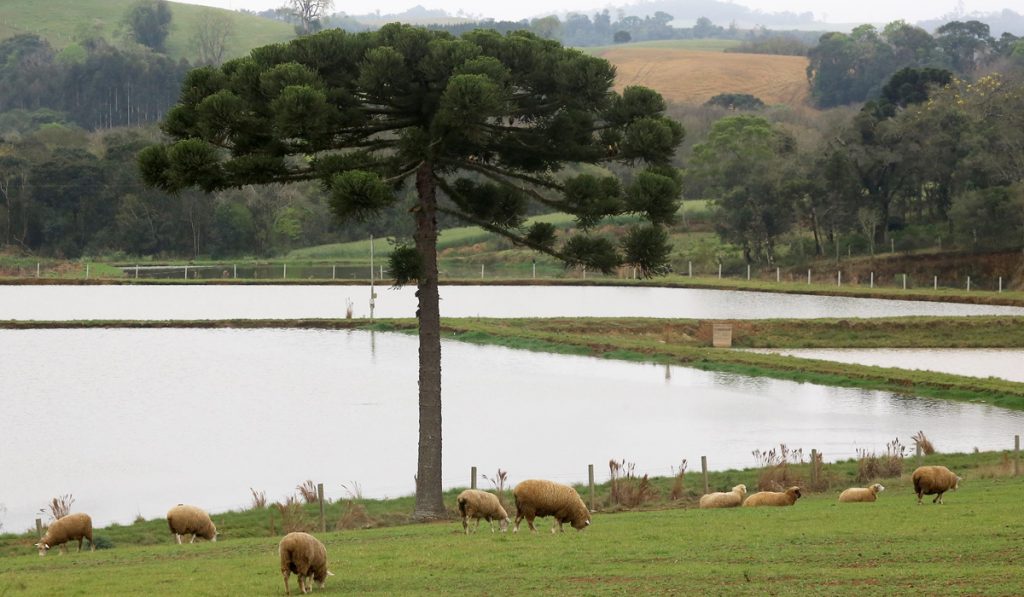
175, 0, 1017, 25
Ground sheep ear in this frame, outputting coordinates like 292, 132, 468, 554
327, 571, 335, 577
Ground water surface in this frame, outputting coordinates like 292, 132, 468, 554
2, 328, 1021, 532
2, 285, 1022, 320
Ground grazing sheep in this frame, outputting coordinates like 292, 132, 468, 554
699, 484, 747, 509
456, 489, 510, 534
166, 504, 218, 544
279, 532, 334, 596
34, 512, 94, 556
742, 486, 802, 507
512, 479, 591, 534
838, 483, 885, 503
912, 466, 961, 505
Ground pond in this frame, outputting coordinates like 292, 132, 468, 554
747, 348, 1024, 383
2, 328, 1022, 532
2, 284, 1023, 320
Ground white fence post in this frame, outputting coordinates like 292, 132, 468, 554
837, 271, 841, 287
776, 267, 780, 283
967, 276, 971, 292
999, 277, 1003, 293
870, 272, 874, 288
807, 269, 811, 285
718, 263, 722, 279
903, 274, 907, 290
934, 275, 938, 291
746, 265, 750, 281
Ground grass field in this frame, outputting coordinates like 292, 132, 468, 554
0, 0, 294, 62
594, 47, 810, 106
2, 459, 1022, 595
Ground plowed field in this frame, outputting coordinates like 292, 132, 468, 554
595, 48, 811, 106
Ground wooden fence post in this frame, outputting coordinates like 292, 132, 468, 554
317, 483, 326, 533
701, 456, 709, 495
588, 464, 595, 511
810, 449, 818, 487
35, 518, 43, 540
471, 466, 477, 489
1015, 435, 1020, 477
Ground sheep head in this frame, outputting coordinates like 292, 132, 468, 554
34, 542, 50, 557
871, 483, 886, 494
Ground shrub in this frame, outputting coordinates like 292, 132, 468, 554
752, 444, 803, 491
609, 459, 658, 508
856, 438, 906, 483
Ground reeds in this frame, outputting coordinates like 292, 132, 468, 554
274, 496, 312, 534
856, 438, 906, 483
609, 459, 658, 508
669, 459, 688, 501
249, 488, 267, 509
39, 494, 74, 521
912, 431, 936, 455
751, 444, 803, 491
481, 469, 509, 508
297, 480, 318, 504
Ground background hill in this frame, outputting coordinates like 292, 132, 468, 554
0, 0, 294, 63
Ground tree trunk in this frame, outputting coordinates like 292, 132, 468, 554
412, 162, 446, 520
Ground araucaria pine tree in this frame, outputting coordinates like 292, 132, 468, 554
139, 24, 684, 519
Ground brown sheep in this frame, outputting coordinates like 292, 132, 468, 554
34, 512, 94, 556
912, 466, 961, 505
279, 532, 334, 595
513, 479, 590, 533
456, 489, 509, 534
742, 486, 802, 507
699, 484, 747, 509
166, 504, 218, 543
838, 483, 885, 503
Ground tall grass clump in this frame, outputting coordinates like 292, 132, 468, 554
752, 444, 803, 490
608, 459, 658, 508
336, 482, 371, 530
482, 469, 510, 508
669, 460, 688, 501
249, 488, 267, 509
39, 494, 74, 521
912, 430, 936, 455
297, 480, 318, 504
856, 438, 907, 483
274, 496, 312, 534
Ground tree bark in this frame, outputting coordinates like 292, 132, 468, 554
412, 162, 446, 520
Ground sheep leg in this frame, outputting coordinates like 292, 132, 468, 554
527, 515, 537, 533
935, 492, 943, 504
77, 538, 83, 552
175, 533, 182, 544
283, 569, 292, 596
487, 516, 495, 533
462, 515, 469, 534
513, 513, 523, 533
189, 534, 197, 544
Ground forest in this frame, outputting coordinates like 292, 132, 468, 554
0, 0, 1022, 264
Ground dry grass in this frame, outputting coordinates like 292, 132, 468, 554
39, 494, 74, 521
752, 444, 804, 491
274, 496, 313, 534
296, 480, 318, 504
856, 438, 907, 483
608, 459, 658, 508
912, 431, 936, 455
595, 48, 810, 106
669, 460, 688, 501
249, 488, 267, 510
481, 469, 510, 509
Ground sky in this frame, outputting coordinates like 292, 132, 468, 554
175, 0, 1017, 24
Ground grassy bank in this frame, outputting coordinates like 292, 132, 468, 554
2, 451, 1021, 595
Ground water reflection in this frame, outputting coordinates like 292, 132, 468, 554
1, 328, 1022, 533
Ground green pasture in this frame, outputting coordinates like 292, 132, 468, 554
584, 39, 742, 53
2, 462, 1022, 596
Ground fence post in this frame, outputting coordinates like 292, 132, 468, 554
183, 265, 188, 280
776, 267, 780, 283
35, 518, 42, 539
807, 269, 811, 285
481, 264, 485, 279
317, 483, 326, 533
718, 263, 722, 279
135, 265, 140, 279
688, 261, 692, 277
588, 464, 595, 512
283, 264, 287, 279
837, 271, 841, 287
234, 264, 237, 279
532, 262, 536, 279
701, 456, 709, 495
870, 272, 874, 288
934, 275, 938, 291
810, 449, 818, 487
36, 262, 40, 278
967, 276, 971, 292
471, 466, 477, 489
746, 265, 750, 281
903, 274, 907, 290
1015, 435, 1020, 477
85, 263, 90, 279
999, 277, 1003, 293
332, 265, 336, 280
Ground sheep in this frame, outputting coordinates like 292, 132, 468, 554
512, 479, 591, 534
742, 486, 802, 507
279, 532, 334, 596
838, 483, 885, 503
699, 484, 747, 509
456, 489, 509, 534
166, 504, 218, 544
912, 465, 962, 505
34, 512, 94, 556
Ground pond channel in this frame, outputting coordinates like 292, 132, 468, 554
2, 328, 1022, 532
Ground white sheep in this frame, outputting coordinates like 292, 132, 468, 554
512, 479, 591, 533
912, 465, 961, 504
166, 504, 218, 543
742, 486, 802, 507
699, 484, 747, 509
456, 489, 509, 534
279, 531, 334, 595
34, 512, 94, 556
838, 483, 885, 503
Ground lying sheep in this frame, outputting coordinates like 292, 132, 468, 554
166, 504, 218, 544
456, 489, 509, 534
838, 483, 885, 503
699, 484, 747, 509
742, 486, 802, 507
912, 465, 961, 505
513, 479, 591, 534
35, 512, 94, 556
279, 531, 334, 595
